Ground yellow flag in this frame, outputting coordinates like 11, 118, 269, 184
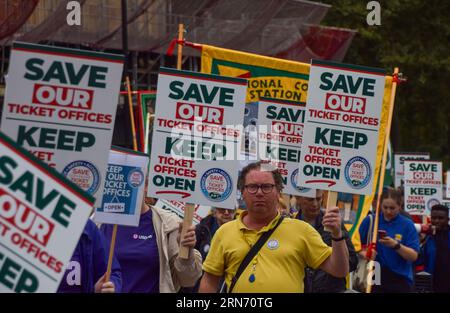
349, 76, 393, 251
202, 44, 310, 104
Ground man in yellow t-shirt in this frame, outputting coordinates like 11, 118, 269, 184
199, 161, 350, 293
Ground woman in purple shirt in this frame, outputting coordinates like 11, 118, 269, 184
58, 219, 121, 293
101, 195, 202, 293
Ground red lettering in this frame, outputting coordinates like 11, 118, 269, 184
0, 189, 54, 246
32, 84, 93, 110
325, 92, 366, 114
175, 102, 224, 125
271, 121, 303, 137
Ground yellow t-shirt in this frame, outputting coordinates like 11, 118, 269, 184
203, 212, 332, 293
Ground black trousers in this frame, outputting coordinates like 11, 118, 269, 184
372, 266, 412, 293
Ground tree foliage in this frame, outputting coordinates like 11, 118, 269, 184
320, 0, 450, 169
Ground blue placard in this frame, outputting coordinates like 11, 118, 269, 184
98, 164, 145, 215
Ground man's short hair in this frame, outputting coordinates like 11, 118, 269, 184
431, 204, 449, 216
237, 161, 284, 192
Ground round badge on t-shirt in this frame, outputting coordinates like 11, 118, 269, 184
267, 239, 279, 250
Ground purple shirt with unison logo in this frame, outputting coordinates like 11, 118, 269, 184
101, 210, 160, 293
57, 248, 83, 293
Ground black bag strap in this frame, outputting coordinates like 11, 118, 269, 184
227, 216, 284, 293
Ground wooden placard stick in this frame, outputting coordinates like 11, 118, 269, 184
343, 201, 351, 222
177, 24, 184, 70
126, 76, 138, 151
104, 225, 118, 282
179, 203, 195, 259
324, 191, 338, 232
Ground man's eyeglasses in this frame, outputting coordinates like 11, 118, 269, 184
244, 184, 276, 194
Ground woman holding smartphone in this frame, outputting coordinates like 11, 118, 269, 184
358, 187, 420, 293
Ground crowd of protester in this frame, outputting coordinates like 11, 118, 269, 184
58, 162, 450, 293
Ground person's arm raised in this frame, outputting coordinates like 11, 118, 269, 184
319, 206, 350, 278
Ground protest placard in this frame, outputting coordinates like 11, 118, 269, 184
297, 60, 386, 195
442, 198, 450, 217
394, 152, 430, 188
252, 98, 315, 197
0, 131, 94, 293
404, 160, 442, 216
154, 199, 212, 225
442, 198, 450, 208
1, 42, 124, 207
147, 67, 247, 209
93, 147, 149, 226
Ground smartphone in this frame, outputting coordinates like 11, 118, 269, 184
378, 230, 387, 239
